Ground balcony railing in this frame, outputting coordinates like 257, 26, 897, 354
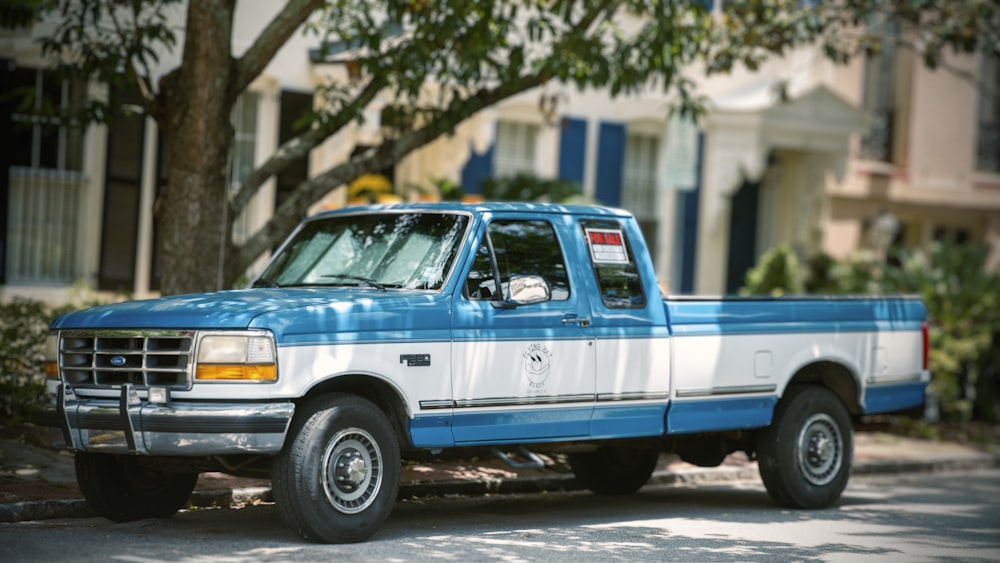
6, 166, 86, 284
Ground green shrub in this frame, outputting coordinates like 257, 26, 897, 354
739, 244, 804, 296
479, 173, 587, 204
741, 241, 1000, 422
875, 243, 1000, 421
0, 299, 52, 423
1, 282, 111, 426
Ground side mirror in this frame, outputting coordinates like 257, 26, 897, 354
505, 275, 551, 306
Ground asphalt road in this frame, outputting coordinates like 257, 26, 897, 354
2, 469, 998, 562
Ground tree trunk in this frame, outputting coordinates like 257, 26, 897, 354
156, 1, 237, 296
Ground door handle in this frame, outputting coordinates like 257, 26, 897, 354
562, 314, 591, 328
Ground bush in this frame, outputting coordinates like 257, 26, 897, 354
1, 281, 109, 426
739, 244, 803, 296
876, 243, 1000, 421
479, 173, 587, 204
741, 242, 1000, 422
0, 299, 52, 423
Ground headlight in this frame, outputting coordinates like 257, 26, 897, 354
196, 333, 277, 381
44, 333, 59, 380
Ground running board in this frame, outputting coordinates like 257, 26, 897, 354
491, 446, 546, 470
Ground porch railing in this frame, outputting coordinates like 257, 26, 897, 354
6, 166, 86, 284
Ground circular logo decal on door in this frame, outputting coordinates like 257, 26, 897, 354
523, 343, 552, 389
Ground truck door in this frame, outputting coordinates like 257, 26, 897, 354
451, 216, 596, 443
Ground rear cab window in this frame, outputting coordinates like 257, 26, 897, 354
580, 219, 646, 309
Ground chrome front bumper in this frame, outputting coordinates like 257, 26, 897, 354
39, 383, 295, 456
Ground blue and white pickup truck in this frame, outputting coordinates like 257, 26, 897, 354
42, 202, 929, 543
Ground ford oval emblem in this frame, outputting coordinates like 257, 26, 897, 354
110, 355, 127, 367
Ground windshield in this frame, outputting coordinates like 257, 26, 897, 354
255, 211, 469, 291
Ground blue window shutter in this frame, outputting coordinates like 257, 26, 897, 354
678, 132, 704, 294
557, 117, 587, 186
595, 121, 625, 207
461, 143, 494, 194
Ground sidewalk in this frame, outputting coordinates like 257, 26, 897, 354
2, 430, 998, 524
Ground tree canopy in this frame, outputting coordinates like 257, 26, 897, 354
10, 0, 1000, 295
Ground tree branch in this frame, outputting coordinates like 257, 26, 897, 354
107, 3, 157, 110
230, 74, 388, 216
230, 73, 545, 275
232, 0, 324, 95
228, 0, 620, 280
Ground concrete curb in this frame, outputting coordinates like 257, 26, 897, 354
3, 453, 998, 524
851, 455, 1000, 476
0, 498, 94, 523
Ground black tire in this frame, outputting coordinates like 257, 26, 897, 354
757, 385, 853, 509
75, 452, 198, 522
568, 446, 659, 495
272, 393, 400, 543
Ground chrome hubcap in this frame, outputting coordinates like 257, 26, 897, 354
796, 413, 843, 486
322, 428, 382, 514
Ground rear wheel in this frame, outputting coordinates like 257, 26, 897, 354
757, 385, 853, 508
75, 452, 198, 522
272, 394, 400, 543
568, 446, 659, 495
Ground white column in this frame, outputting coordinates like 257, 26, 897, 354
133, 117, 159, 298
694, 113, 768, 294
655, 187, 677, 294
79, 82, 109, 291
536, 123, 558, 179
583, 118, 600, 199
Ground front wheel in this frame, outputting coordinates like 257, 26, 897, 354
757, 385, 853, 508
75, 452, 198, 522
272, 394, 400, 543
568, 446, 660, 495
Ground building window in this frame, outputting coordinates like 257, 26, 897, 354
933, 225, 971, 246
622, 132, 659, 218
8, 66, 84, 171
275, 90, 313, 210
229, 91, 260, 190
622, 131, 660, 264
859, 18, 896, 162
3, 65, 86, 284
494, 120, 538, 177
977, 55, 1000, 173
229, 91, 260, 244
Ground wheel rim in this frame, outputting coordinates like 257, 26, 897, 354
322, 427, 383, 514
795, 413, 843, 486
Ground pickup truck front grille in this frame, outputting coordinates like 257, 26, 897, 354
58, 330, 194, 390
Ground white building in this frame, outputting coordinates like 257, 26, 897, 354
2, 2, 998, 304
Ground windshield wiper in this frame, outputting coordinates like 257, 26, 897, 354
320, 274, 386, 291
252, 278, 280, 288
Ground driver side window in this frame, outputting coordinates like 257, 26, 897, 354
465, 220, 570, 301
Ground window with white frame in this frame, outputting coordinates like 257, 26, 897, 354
4, 66, 86, 284
622, 132, 660, 219
494, 120, 538, 177
229, 91, 260, 190
622, 130, 660, 271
